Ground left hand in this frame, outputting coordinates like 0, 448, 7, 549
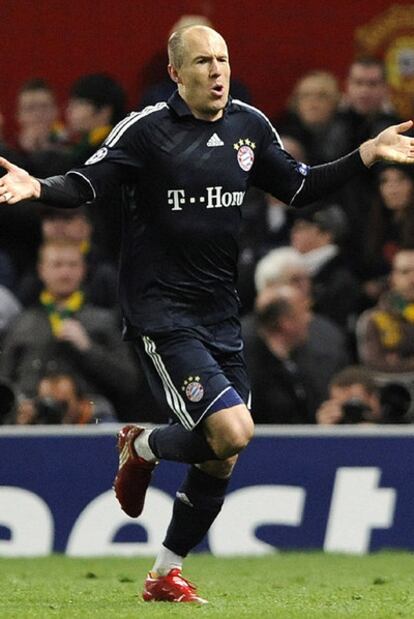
360, 120, 414, 167
56, 318, 91, 351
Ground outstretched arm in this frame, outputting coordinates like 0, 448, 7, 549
291, 120, 414, 207
0, 158, 96, 207
0, 157, 126, 207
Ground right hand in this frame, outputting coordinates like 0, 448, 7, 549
0, 156, 41, 203
315, 399, 343, 425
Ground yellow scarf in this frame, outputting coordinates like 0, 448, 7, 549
373, 302, 414, 348
40, 290, 84, 336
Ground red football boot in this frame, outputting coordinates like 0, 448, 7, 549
113, 425, 157, 518
142, 569, 208, 604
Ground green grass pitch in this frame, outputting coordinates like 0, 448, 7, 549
1, 552, 414, 618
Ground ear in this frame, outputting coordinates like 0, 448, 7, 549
168, 64, 181, 85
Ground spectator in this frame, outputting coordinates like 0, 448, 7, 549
244, 285, 314, 424
277, 70, 348, 164
65, 73, 127, 261
66, 73, 126, 165
17, 207, 118, 309
316, 365, 383, 424
360, 163, 414, 303
0, 105, 41, 282
316, 365, 411, 424
357, 248, 414, 376
290, 204, 360, 330
15, 78, 69, 176
336, 58, 403, 273
339, 58, 401, 146
14, 371, 116, 425
0, 239, 138, 418
244, 246, 349, 410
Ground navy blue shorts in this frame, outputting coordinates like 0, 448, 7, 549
133, 317, 250, 430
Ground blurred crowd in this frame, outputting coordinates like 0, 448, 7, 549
1, 20, 414, 427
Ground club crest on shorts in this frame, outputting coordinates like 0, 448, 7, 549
233, 138, 256, 172
182, 376, 204, 402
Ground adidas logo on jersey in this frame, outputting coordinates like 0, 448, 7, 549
206, 133, 224, 147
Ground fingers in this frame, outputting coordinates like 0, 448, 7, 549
396, 120, 414, 134
0, 191, 16, 204
0, 156, 20, 173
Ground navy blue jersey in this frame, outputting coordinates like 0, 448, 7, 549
69, 92, 310, 334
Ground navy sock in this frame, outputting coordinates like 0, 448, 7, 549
148, 425, 218, 463
163, 465, 230, 557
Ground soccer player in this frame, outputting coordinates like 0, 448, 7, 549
0, 25, 414, 604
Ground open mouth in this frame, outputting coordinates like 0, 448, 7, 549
211, 84, 224, 96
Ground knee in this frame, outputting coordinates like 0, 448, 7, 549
212, 416, 254, 460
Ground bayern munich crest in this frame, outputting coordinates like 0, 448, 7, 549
182, 376, 204, 402
233, 138, 256, 172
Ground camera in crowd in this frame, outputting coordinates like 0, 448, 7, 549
33, 396, 68, 424
0, 379, 68, 425
341, 381, 413, 424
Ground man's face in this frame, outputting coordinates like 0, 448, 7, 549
346, 63, 387, 116
290, 220, 330, 253
296, 76, 338, 126
330, 384, 381, 421
17, 89, 57, 128
38, 245, 85, 299
391, 251, 414, 302
169, 27, 230, 121
66, 99, 109, 133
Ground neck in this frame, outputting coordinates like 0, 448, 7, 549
178, 88, 224, 122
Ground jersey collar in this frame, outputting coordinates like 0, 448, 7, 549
168, 90, 232, 119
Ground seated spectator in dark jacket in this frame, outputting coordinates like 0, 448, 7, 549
244, 285, 314, 424
14, 371, 116, 425
338, 58, 401, 150
243, 246, 349, 412
0, 239, 138, 419
290, 204, 360, 331
17, 207, 118, 309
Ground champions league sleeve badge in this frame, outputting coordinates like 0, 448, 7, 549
182, 376, 204, 403
85, 147, 108, 165
234, 138, 256, 172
